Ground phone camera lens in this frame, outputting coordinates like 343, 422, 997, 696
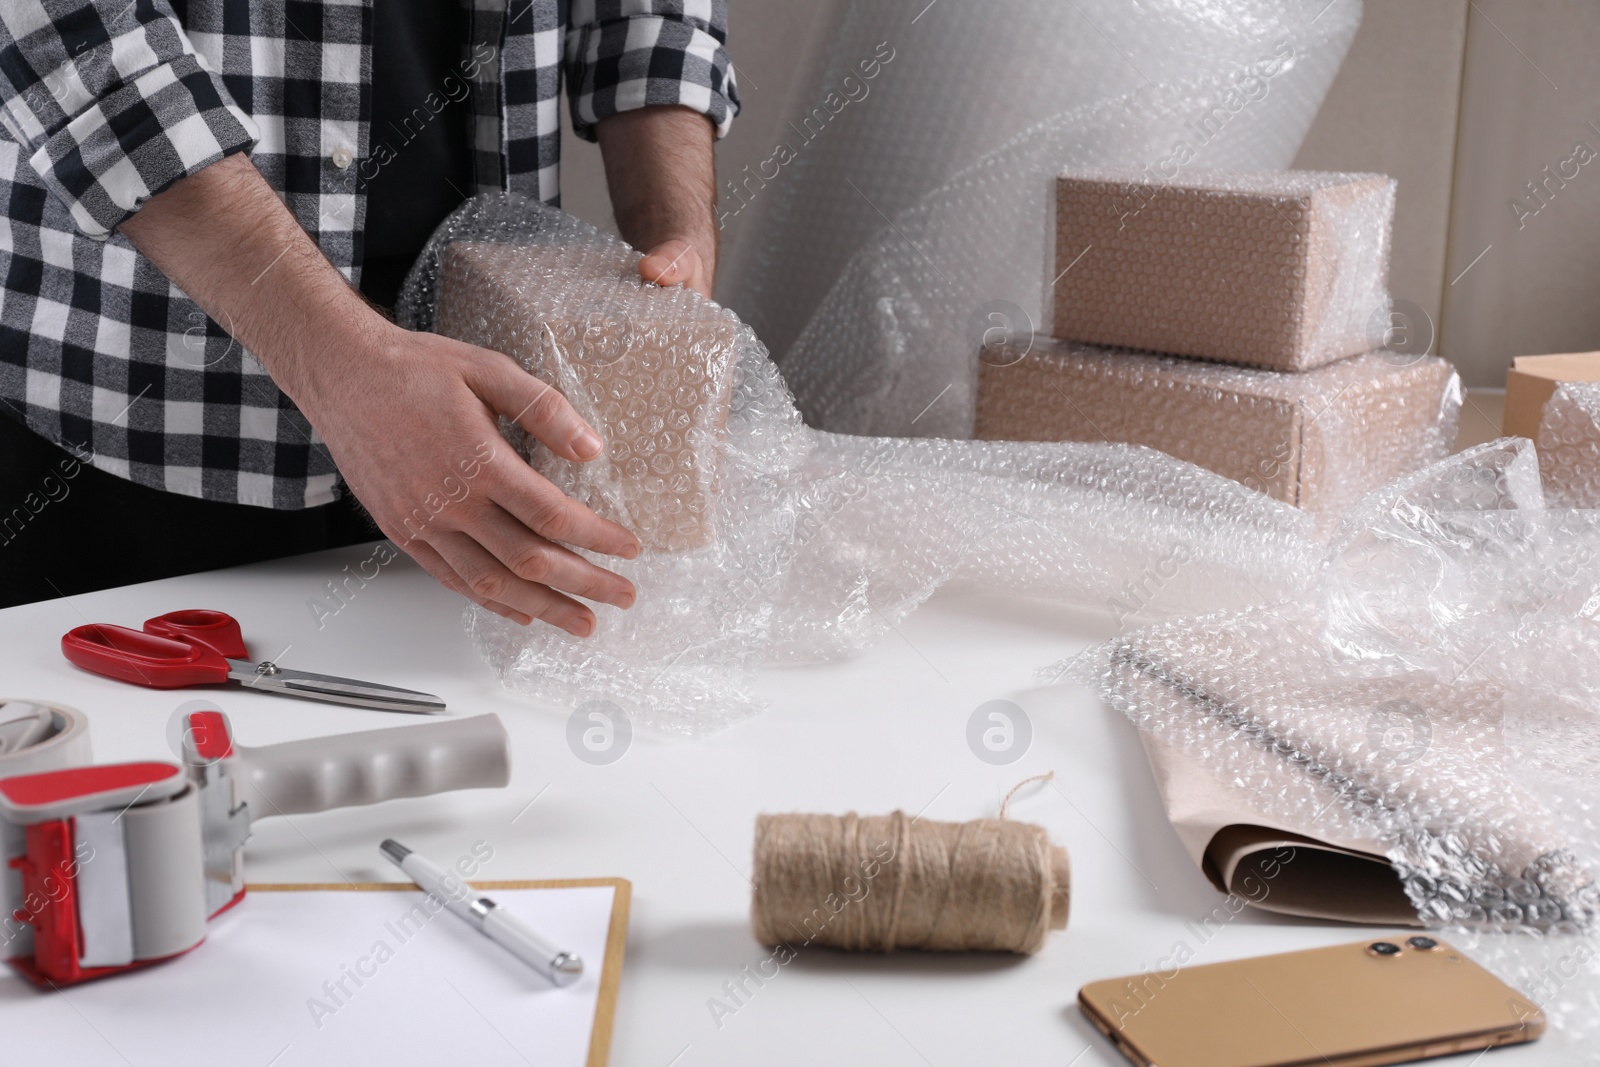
1368, 941, 1402, 957
1408, 936, 1440, 951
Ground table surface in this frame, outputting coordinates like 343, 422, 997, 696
0, 543, 1574, 1065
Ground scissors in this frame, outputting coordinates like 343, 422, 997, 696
60, 609, 447, 714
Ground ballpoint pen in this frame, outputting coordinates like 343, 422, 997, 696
380, 838, 583, 986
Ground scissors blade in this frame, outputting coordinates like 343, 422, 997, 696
226, 660, 447, 713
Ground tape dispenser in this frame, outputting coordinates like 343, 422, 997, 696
0, 700, 511, 986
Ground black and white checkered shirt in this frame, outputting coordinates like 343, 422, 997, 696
0, 0, 737, 508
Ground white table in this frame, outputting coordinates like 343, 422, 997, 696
0, 544, 1571, 1065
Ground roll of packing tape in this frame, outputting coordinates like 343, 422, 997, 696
0, 699, 92, 778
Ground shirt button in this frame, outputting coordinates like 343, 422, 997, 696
330, 147, 354, 169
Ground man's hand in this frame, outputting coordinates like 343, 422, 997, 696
597, 107, 719, 299
638, 239, 712, 299
120, 153, 639, 636
292, 322, 641, 636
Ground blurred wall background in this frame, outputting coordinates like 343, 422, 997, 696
557, 0, 1600, 396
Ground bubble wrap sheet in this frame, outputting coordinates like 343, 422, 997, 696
401, 196, 1322, 735
1069, 439, 1600, 1041
720, 0, 1362, 437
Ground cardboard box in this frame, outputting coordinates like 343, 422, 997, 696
975, 338, 1459, 512
1504, 352, 1600, 507
1051, 169, 1394, 370
1503, 351, 1600, 438
435, 241, 741, 550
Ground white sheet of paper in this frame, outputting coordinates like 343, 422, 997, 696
0, 884, 619, 1066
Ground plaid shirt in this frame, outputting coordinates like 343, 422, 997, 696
0, 0, 737, 509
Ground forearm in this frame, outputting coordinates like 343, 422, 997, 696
117, 153, 377, 405
116, 151, 638, 634
596, 106, 719, 279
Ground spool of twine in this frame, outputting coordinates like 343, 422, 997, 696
750, 784, 1070, 954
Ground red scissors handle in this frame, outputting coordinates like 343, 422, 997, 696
143, 610, 249, 659
60, 624, 234, 689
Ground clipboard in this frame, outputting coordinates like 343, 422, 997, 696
253, 878, 632, 1067
0, 875, 632, 1065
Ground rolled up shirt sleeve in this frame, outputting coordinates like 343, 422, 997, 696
0, 0, 258, 239
564, 0, 740, 142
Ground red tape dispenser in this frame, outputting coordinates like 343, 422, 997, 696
1, 762, 202, 985
0, 708, 511, 986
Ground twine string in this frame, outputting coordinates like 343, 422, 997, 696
751, 798, 1069, 955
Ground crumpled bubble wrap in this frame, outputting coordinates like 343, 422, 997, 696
400, 196, 1324, 735
392, 0, 1374, 733
1067, 439, 1600, 1038
1536, 380, 1600, 508
720, 0, 1362, 436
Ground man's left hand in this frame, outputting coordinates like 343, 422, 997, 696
596, 106, 719, 302
639, 239, 713, 299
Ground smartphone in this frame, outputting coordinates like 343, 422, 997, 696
1079, 937, 1543, 1067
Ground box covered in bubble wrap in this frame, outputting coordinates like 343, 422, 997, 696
975, 338, 1459, 512
1051, 169, 1394, 370
1504, 351, 1600, 507
434, 241, 741, 550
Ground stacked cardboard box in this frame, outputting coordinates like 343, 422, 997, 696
977, 168, 1460, 511
1503, 351, 1600, 507
977, 342, 1457, 513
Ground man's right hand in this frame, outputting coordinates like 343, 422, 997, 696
120, 153, 639, 636
298, 320, 640, 634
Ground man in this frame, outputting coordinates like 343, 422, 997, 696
0, 0, 737, 637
